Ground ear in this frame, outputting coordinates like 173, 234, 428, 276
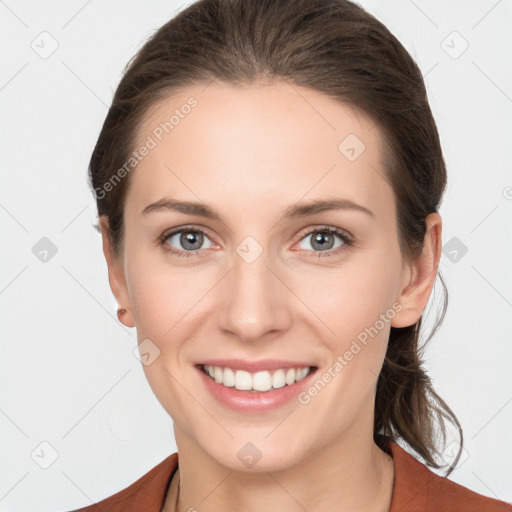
391, 212, 442, 328
99, 216, 135, 328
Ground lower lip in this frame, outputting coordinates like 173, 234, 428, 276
196, 365, 318, 413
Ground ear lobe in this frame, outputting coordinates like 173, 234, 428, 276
391, 213, 442, 328
98, 216, 135, 328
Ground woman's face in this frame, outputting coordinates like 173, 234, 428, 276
105, 80, 427, 471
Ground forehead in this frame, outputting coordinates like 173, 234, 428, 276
126, 80, 394, 223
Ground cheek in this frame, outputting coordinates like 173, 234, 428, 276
124, 256, 206, 419
294, 269, 399, 426
300, 258, 400, 343
124, 256, 225, 414
297, 254, 402, 407
125, 249, 201, 337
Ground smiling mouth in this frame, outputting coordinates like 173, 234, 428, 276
198, 364, 318, 393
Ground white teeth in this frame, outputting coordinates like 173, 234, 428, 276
285, 368, 296, 385
234, 370, 252, 390
223, 367, 235, 387
272, 369, 286, 389
202, 365, 312, 392
296, 367, 309, 381
253, 371, 273, 392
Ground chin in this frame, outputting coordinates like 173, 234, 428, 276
198, 436, 308, 474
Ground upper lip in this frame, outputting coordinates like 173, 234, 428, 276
197, 359, 317, 372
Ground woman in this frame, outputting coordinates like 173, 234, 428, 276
72, 0, 511, 510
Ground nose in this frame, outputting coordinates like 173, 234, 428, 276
216, 245, 292, 343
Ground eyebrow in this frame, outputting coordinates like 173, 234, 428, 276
142, 197, 375, 221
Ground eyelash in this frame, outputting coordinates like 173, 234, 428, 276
158, 225, 354, 259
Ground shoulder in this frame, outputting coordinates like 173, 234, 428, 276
65, 452, 179, 512
387, 441, 512, 512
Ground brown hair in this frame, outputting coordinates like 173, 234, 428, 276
89, 0, 463, 475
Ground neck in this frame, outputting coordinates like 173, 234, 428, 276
163, 430, 394, 512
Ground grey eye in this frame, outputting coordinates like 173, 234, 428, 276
298, 231, 345, 252
166, 230, 213, 251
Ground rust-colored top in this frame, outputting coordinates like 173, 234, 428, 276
70, 441, 511, 511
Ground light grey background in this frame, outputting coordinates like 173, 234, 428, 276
1, 0, 511, 510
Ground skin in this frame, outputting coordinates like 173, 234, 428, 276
99, 80, 442, 512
